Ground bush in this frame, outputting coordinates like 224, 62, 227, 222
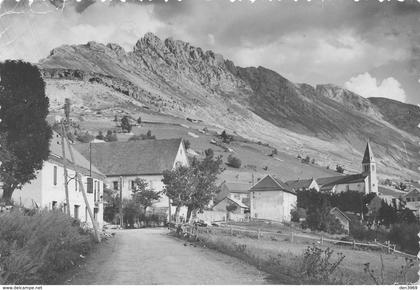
388, 223, 420, 255
336, 165, 345, 174
0, 210, 94, 284
291, 207, 307, 222
227, 155, 241, 168
184, 139, 191, 150
76, 131, 94, 143
300, 246, 345, 284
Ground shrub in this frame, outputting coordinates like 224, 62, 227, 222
227, 155, 241, 168
120, 116, 132, 133
336, 165, 345, 174
0, 210, 94, 284
76, 131, 94, 143
300, 246, 345, 284
184, 139, 191, 150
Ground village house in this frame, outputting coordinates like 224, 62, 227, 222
75, 138, 189, 218
212, 196, 249, 221
9, 131, 105, 228
215, 182, 251, 206
402, 188, 420, 217
285, 178, 319, 192
329, 207, 351, 234
249, 175, 296, 222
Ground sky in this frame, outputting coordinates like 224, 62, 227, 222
0, 0, 419, 104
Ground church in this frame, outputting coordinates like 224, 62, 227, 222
286, 142, 378, 194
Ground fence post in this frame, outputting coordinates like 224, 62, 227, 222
321, 235, 324, 246
386, 241, 390, 254
352, 239, 356, 249
291, 232, 294, 243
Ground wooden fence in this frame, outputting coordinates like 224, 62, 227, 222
179, 223, 418, 260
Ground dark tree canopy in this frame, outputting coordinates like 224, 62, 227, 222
120, 115, 132, 132
131, 178, 160, 212
0, 60, 52, 202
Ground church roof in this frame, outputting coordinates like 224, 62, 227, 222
378, 186, 406, 198
362, 141, 375, 164
317, 173, 367, 190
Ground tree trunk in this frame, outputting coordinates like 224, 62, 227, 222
191, 208, 199, 223
1, 183, 15, 205
174, 205, 181, 223
186, 206, 193, 223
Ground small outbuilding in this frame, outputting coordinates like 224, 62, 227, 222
329, 207, 351, 234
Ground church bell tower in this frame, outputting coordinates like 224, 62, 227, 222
362, 141, 378, 194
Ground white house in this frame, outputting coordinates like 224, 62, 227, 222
10, 131, 106, 228
75, 138, 189, 218
212, 196, 249, 221
249, 175, 297, 222
401, 189, 420, 217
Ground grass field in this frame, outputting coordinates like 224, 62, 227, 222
186, 226, 418, 285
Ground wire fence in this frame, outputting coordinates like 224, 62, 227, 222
178, 223, 418, 260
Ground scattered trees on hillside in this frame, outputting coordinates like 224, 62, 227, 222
120, 115, 132, 132
128, 130, 156, 141
76, 131, 95, 143
220, 130, 233, 144
104, 130, 118, 142
0, 60, 52, 202
336, 165, 345, 174
227, 154, 241, 168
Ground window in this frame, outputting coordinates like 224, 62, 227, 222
74, 205, 80, 219
131, 180, 136, 191
52, 201, 57, 210
372, 165, 375, 171
407, 198, 411, 202
87, 178, 93, 193
113, 181, 119, 190
53, 166, 57, 185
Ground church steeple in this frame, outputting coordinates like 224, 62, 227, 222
362, 141, 378, 193
362, 141, 375, 164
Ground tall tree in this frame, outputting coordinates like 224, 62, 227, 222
120, 115, 132, 132
0, 60, 52, 203
131, 178, 160, 213
162, 165, 193, 222
186, 153, 224, 222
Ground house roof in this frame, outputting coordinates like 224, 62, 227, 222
285, 178, 315, 190
249, 175, 295, 194
362, 141, 375, 164
49, 131, 105, 179
224, 182, 251, 193
330, 207, 351, 222
404, 188, 420, 199
215, 196, 248, 209
74, 138, 183, 176
378, 186, 406, 199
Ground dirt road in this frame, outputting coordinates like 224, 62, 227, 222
66, 228, 268, 285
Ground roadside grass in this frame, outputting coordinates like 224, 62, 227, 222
0, 209, 96, 285
179, 228, 418, 285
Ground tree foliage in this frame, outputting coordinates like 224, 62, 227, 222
120, 115, 132, 133
162, 149, 224, 222
131, 178, 160, 212
227, 154, 241, 168
0, 60, 52, 202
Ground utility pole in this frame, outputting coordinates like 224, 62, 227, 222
119, 176, 123, 228
60, 122, 71, 216
62, 98, 101, 242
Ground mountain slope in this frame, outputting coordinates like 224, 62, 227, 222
37, 33, 420, 179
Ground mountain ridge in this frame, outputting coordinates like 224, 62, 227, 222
37, 32, 420, 179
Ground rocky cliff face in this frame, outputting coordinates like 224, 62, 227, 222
38, 33, 420, 178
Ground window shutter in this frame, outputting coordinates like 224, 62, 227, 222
87, 177, 93, 193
